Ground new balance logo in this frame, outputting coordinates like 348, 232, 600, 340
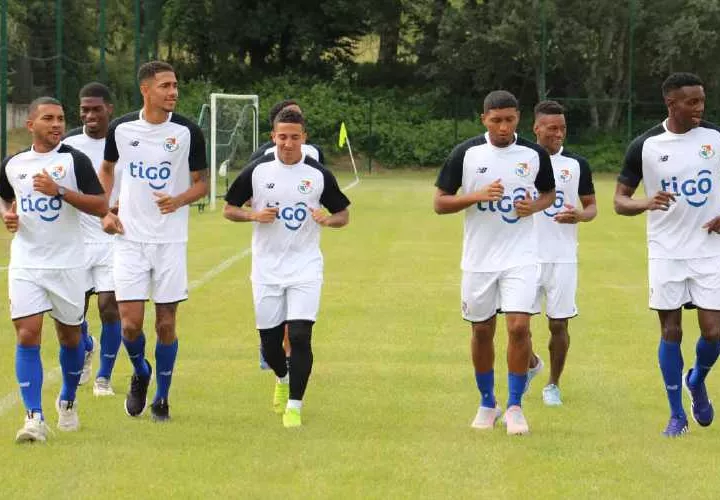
18, 382, 30, 388
476, 167, 488, 174
68, 370, 84, 376
159, 370, 173, 376
666, 384, 679, 391
129, 140, 140, 147
17, 173, 27, 180
266, 183, 275, 189
659, 155, 669, 162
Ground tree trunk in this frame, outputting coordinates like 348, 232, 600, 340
378, 1, 402, 65
417, 0, 447, 66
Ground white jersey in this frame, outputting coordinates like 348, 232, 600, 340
534, 147, 595, 263
619, 120, 720, 260
225, 154, 350, 284
63, 127, 121, 243
104, 110, 207, 243
436, 133, 555, 272
0, 143, 104, 269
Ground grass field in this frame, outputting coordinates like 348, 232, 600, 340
0, 169, 718, 498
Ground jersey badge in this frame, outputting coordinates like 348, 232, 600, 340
164, 137, 179, 152
700, 144, 715, 160
515, 162, 530, 178
49, 165, 66, 181
559, 169, 572, 183
298, 179, 313, 194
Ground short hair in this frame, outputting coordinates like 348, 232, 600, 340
534, 100, 564, 117
269, 99, 299, 126
662, 72, 703, 97
137, 60, 175, 84
273, 108, 305, 129
79, 82, 112, 103
483, 90, 519, 112
28, 96, 62, 117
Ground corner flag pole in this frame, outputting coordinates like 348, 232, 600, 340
338, 121, 360, 190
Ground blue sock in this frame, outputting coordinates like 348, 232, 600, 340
507, 372, 528, 408
81, 320, 94, 352
15, 346, 43, 416
689, 337, 720, 387
154, 339, 178, 402
97, 320, 122, 380
123, 333, 150, 378
658, 339, 685, 418
475, 370, 496, 408
59, 343, 85, 402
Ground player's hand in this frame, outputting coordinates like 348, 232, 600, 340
102, 212, 124, 234
646, 191, 675, 211
702, 216, 720, 234
32, 169, 60, 196
153, 192, 181, 215
312, 208, 330, 226
474, 178, 504, 202
514, 190, 534, 217
252, 207, 278, 223
3, 201, 18, 233
554, 203, 583, 224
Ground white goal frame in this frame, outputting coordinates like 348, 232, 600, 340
209, 93, 259, 210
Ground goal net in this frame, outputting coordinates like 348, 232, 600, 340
203, 93, 259, 210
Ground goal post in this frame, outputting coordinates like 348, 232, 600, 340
209, 93, 259, 210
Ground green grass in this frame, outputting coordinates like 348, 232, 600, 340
0, 170, 718, 498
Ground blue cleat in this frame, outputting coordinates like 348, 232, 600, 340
684, 369, 714, 427
662, 415, 689, 437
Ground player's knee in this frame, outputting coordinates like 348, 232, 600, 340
661, 324, 683, 342
700, 324, 720, 342
471, 322, 494, 343
287, 320, 313, 352
15, 326, 41, 347
155, 318, 176, 343
121, 318, 144, 339
548, 319, 569, 337
97, 294, 120, 323
507, 324, 531, 341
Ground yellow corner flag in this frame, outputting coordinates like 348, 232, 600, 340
338, 121, 348, 148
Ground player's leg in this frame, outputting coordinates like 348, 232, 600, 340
78, 288, 95, 385
114, 240, 153, 416
526, 264, 550, 394
462, 271, 502, 429
544, 318, 569, 405
283, 281, 322, 427
47, 268, 88, 432
147, 242, 189, 421
500, 264, 538, 435
94, 291, 121, 396
684, 257, 720, 427
13, 312, 47, 442
649, 258, 689, 436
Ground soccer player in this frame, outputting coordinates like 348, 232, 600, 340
434, 90, 555, 435
0, 97, 108, 442
615, 72, 720, 437
249, 99, 325, 164
224, 108, 350, 428
528, 100, 597, 406
63, 82, 123, 396
99, 60, 208, 421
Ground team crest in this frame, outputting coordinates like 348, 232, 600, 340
164, 137, 179, 152
700, 144, 715, 159
298, 180, 313, 194
559, 169, 572, 183
49, 165, 66, 181
515, 162, 530, 178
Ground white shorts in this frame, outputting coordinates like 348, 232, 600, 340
461, 265, 539, 322
114, 240, 188, 304
9, 268, 85, 325
531, 262, 578, 319
649, 257, 720, 311
84, 243, 114, 293
252, 281, 322, 330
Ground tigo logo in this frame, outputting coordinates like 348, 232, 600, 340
129, 161, 172, 190
20, 194, 62, 222
660, 169, 713, 207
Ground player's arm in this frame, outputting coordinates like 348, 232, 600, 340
98, 159, 117, 198
223, 163, 277, 223
0, 160, 18, 232
555, 158, 598, 224
313, 168, 351, 228
43, 151, 108, 216
614, 138, 674, 216
515, 149, 556, 217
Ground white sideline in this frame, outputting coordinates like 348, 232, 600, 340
0, 178, 360, 417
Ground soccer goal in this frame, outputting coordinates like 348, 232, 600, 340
206, 93, 259, 210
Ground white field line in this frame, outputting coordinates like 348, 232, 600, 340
0, 179, 361, 416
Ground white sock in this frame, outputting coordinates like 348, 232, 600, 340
277, 374, 289, 384
287, 399, 302, 410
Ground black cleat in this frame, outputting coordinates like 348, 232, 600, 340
124, 361, 152, 417
150, 398, 170, 422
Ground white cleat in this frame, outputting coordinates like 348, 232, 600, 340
93, 377, 115, 397
542, 384, 563, 406
471, 405, 502, 430
56, 398, 80, 432
79, 336, 96, 386
504, 405, 530, 435
524, 355, 544, 394
15, 412, 49, 443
